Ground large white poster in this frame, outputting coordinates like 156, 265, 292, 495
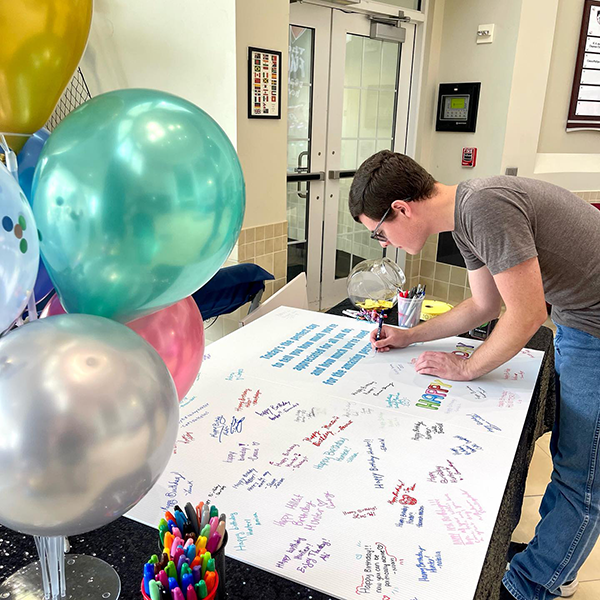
127, 307, 543, 600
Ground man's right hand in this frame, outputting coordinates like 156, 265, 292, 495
370, 325, 414, 352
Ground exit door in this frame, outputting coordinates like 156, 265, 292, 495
287, 2, 419, 310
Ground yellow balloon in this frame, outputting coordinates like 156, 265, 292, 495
0, 0, 92, 152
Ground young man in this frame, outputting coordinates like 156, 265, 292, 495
349, 150, 600, 600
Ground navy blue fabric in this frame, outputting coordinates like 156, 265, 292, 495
192, 264, 274, 320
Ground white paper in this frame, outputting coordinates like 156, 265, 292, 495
581, 68, 600, 85
583, 52, 600, 69
127, 307, 544, 600
589, 6, 600, 38
586, 36, 600, 53
579, 85, 600, 101
576, 100, 600, 116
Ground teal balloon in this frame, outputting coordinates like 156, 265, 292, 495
32, 89, 245, 323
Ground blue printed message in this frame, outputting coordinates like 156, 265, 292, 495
259, 322, 372, 386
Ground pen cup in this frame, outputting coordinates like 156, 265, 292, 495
141, 571, 219, 600
397, 294, 424, 329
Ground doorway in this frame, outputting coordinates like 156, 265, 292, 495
286, 1, 420, 310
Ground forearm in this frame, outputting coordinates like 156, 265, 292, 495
406, 297, 498, 344
465, 308, 543, 379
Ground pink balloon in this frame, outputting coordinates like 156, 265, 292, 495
42, 294, 204, 401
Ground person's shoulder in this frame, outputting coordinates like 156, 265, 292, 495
458, 176, 530, 208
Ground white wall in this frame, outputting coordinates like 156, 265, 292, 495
236, 0, 289, 229
81, 0, 237, 144
502, 0, 600, 190
420, 0, 523, 184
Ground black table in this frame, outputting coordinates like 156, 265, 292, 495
0, 302, 556, 600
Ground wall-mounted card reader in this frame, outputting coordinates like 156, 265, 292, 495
436, 82, 481, 132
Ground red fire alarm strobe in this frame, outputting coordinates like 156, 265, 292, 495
462, 147, 477, 167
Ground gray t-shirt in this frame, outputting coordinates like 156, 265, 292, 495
453, 176, 600, 338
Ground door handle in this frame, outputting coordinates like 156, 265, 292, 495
328, 169, 357, 180
296, 150, 309, 198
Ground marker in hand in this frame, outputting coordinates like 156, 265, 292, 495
374, 312, 384, 352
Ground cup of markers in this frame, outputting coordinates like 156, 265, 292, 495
397, 284, 426, 329
142, 501, 228, 600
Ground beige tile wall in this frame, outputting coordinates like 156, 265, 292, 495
205, 221, 288, 345
574, 190, 600, 202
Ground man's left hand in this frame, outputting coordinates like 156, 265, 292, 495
414, 351, 476, 381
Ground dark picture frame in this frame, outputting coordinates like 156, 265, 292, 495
567, 0, 600, 130
248, 46, 282, 119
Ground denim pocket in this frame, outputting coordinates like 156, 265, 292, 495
554, 326, 562, 357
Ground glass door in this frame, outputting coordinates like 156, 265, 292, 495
287, 4, 329, 309
288, 2, 416, 310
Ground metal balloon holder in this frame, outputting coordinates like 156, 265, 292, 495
0, 536, 121, 600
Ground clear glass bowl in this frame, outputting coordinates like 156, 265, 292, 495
347, 257, 406, 309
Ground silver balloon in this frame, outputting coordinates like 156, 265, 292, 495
0, 314, 179, 536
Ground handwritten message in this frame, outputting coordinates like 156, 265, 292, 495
229, 511, 262, 552
364, 438, 387, 489
314, 437, 358, 470
429, 490, 486, 545
386, 392, 411, 409
179, 403, 210, 428
388, 480, 418, 506
275, 537, 332, 574
294, 406, 327, 423
450, 435, 483, 456
412, 421, 444, 441
226, 368, 244, 381
415, 546, 443, 582
269, 444, 309, 470
343, 507, 377, 520
427, 460, 464, 484
210, 414, 245, 443
161, 471, 194, 512
273, 492, 335, 531
355, 542, 401, 595
224, 441, 260, 463
468, 413, 501, 433
235, 388, 261, 411
303, 416, 353, 447
499, 390, 522, 408
255, 400, 300, 421
395, 505, 425, 528
232, 468, 285, 492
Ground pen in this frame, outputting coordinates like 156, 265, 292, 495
375, 312, 384, 342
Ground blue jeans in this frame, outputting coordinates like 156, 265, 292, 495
503, 324, 600, 599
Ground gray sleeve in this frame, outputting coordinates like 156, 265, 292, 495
462, 188, 538, 276
452, 232, 484, 271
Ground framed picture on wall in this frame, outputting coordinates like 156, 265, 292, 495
248, 46, 282, 119
567, 0, 600, 130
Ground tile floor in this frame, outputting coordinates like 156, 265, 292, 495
513, 431, 600, 594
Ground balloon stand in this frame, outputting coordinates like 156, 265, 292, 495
0, 537, 120, 600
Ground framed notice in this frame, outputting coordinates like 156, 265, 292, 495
567, 0, 600, 130
248, 46, 282, 119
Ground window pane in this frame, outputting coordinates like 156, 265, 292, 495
344, 35, 363, 87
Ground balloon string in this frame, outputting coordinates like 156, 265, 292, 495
0, 134, 19, 180
0, 131, 32, 137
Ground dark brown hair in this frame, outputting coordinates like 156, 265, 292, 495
348, 150, 436, 221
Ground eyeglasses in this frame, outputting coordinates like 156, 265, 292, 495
369, 198, 413, 243
370, 206, 392, 242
